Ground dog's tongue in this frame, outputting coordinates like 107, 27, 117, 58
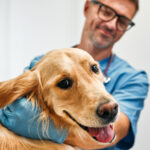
88, 125, 114, 143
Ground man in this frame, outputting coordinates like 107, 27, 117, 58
0, 0, 149, 149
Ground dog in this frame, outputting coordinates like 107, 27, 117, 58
0, 48, 119, 150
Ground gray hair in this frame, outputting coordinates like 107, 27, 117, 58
131, 0, 139, 12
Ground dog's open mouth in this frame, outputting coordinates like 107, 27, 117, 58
88, 125, 115, 143
64, 111, 115, 143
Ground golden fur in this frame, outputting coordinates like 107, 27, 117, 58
0, 48, 118, 150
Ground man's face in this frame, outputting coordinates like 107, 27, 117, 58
84, 0, 136, 49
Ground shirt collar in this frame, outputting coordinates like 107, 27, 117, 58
98, 55, 112, 72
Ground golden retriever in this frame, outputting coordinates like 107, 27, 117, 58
0, 48, 118, 150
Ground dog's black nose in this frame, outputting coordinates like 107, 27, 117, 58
97, 101, 118, 123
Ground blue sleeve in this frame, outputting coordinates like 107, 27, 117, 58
0, 97, 68, 143
24, 55, 45, 70
0, 55, 68, 144
112, 71, 149, 149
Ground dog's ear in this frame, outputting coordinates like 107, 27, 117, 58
0, 70, 40, 108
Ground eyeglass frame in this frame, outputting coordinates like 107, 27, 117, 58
90, 0, 135, 31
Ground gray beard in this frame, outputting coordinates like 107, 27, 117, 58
90, 36, 113, 50
89, 24, 116, 50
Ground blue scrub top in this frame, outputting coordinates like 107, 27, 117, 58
0, 53, 149, 149
99, 54, 149, 150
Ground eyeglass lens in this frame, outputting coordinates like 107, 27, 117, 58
98, 3, 133, 31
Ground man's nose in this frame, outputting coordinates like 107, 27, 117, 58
104, 17, 118, 31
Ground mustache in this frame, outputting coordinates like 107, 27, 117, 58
96, 24, 116, 38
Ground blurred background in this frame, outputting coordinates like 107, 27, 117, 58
0, 0, 149, 149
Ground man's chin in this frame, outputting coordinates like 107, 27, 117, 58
89, 33, 114, 50
92, 40, 114, 50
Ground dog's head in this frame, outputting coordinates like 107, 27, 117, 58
0, 48, 119, 145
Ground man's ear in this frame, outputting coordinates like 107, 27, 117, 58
84, 0, 91, 17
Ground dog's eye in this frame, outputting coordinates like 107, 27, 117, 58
57, 78, 73, 89
91, 65, 99, 73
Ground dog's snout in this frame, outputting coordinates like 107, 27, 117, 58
97, 101, 118, 123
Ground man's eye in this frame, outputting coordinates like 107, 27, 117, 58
103, 10, 113, 17
118, 18, 129, 27
57, 78, 73, 90
101, 6, 114, 18
91, 65, 99, 73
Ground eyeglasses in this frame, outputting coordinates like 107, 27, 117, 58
90, 0, 135, 31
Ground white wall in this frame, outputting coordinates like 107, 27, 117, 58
0, 0, 150, 149
0, 0, 10, 80
0, 0, 84, 80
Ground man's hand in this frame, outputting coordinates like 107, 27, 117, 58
0, 97, 68, 143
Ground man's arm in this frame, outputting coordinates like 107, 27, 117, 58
0, 96, 68, 144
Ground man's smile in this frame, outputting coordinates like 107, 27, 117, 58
95, 25, 116, 39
